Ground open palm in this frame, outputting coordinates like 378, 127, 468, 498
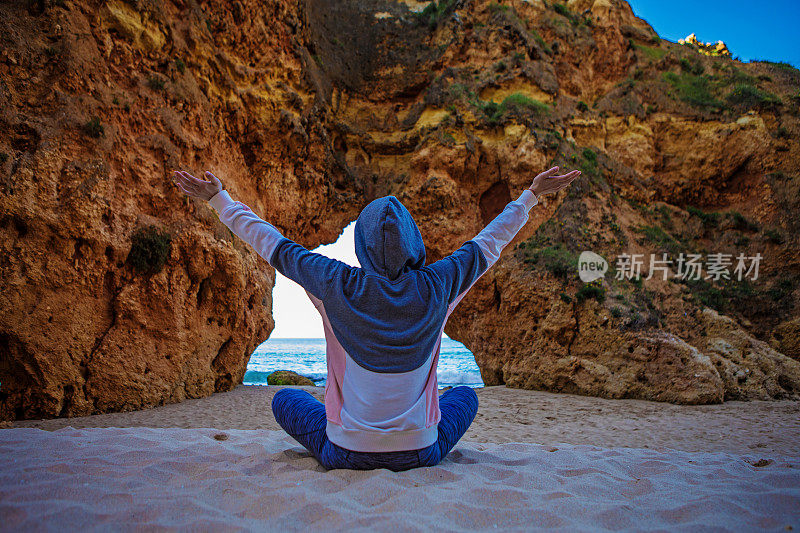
529, 166, 581, 198
172, 170, 223, 201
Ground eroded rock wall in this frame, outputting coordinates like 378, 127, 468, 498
0, 0, 364, 419
312, 0, 800, 404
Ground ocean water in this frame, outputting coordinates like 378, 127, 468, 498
244, 337, 484, 388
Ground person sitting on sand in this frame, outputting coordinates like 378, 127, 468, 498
172, 165, 580, 471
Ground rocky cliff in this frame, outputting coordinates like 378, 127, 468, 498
1, 0, 799, 420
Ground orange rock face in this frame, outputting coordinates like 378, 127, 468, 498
1, 0, 799, 419
0, 0, 356, 419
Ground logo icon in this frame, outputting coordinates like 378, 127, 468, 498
578, 251, 608, 282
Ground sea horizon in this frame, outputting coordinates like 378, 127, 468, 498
244, 337, 484, 388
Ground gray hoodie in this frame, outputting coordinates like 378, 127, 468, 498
209, 188, 538, 451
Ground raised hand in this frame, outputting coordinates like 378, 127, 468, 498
528, 166, 581, 198
172, 170, 223, 201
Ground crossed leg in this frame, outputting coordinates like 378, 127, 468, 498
271, 385, 478, 471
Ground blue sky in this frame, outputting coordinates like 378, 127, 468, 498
627, 0, 800, 68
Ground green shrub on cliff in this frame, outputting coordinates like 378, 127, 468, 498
529, 27, 550, 52
661, 71, 724, 110
552, 2, 571, 17
561, 146, 604, 192
576, 282, 605, 303
726, 210, 758, 232
679, 57, 705, 75
127, 225, 172, 275
478, 100, 503, 126
476, 92, 550, 126
487, 2, 510, 14
750, 59, 800, 75
416, 0, 458, 30
768, 277, 794, 302
147, 75, 166, 91
678, 277, 783, 317
540, 129, 561, 150
764, 228, 784, 244
687, 205, 720, 228
714, 63, 757, 86
447, 82, 470, 100
633, 43, 667, 62
678, 275, 796, 326
633, 225, 680, 254
501, 93, 550, 115
523, 243, 579, 279
580, 147, 597, 171
83, 117, 104, 138
725, 83, 782, 110
551, 1, 587, 26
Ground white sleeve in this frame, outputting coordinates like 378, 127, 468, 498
208, 190, 286, 264
471, 189, 538, 269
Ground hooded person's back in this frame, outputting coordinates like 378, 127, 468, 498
208, 189, 538, 452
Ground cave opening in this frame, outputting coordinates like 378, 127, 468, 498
242, 220, 484, 389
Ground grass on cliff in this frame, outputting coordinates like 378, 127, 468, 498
487, 2, 509, 14
679, 276, 794, 319
764, 228, 785, 244
661, 63, 782, 113
488, 1, 531, 31
83, 117, 104, 138
127, 225, 172, 275
546, 143, 610, 203
725, 210, 759, 232
476, 92, 550, 127
549, 1, 593, 28
633, 225, 682, 255
713, 62, 758, 85
679, 57, 705, 75
687, 206, 720, 229
539, 129, 562, 150
661, 71, 725, 110
416, 0, 458, 30
633, 43, 667, 62
520, 242, 579, 280
725, 83, 782, 111
607, 282, 663, 331
749, 59, 800, 76
686, 206, 759, 233
147, 75, 166, 91
576, 281, 605, 303
528, 27, 550, 52
565, 146, 606, 190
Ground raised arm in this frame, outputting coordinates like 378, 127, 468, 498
173, 170, 348, 301
427, 166, 581, 307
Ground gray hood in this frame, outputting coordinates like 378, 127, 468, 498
353, 196, 426, 281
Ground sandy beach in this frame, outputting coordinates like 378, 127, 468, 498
2, 385, 799, 531
10, 385, 800, 454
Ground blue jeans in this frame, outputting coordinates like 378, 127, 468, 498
271, 386, 479, 472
